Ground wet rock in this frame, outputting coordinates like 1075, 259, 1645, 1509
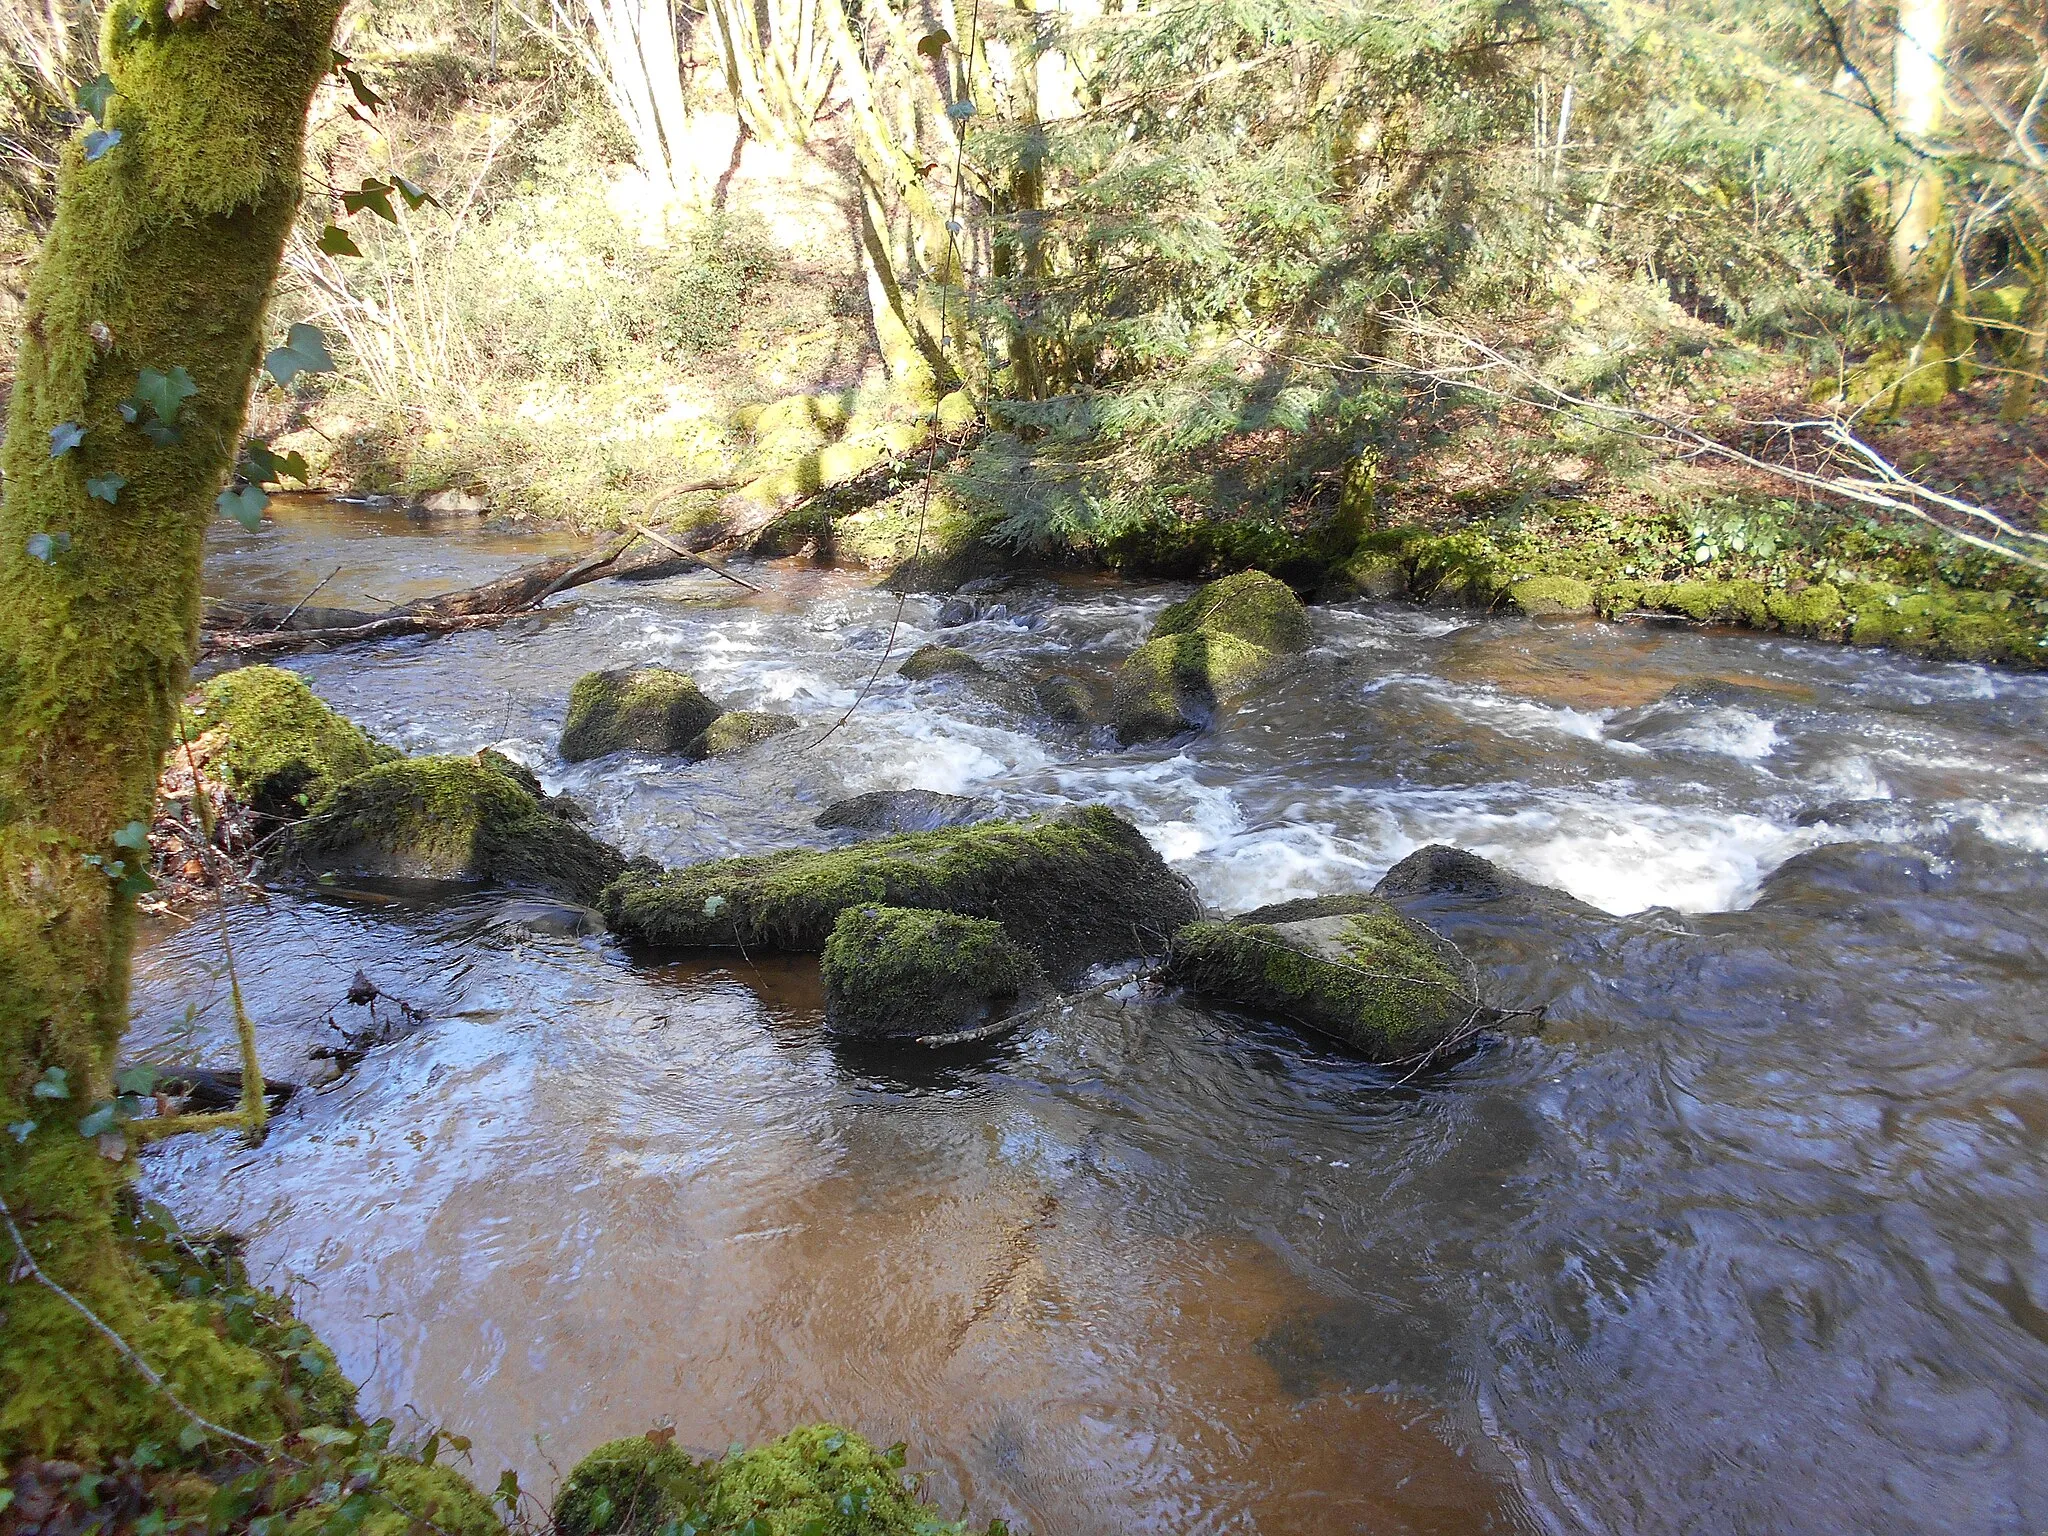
1506, 575, 1596, 617
1032, 673, 1098, 727
412, 487, 490, 517
191, 666, 399, 818
297, 756, 627, 902
898, 644, 985, 681
1751, 841, 1954, 906
600, 804, 1201, 979
1375, 845, 1590, 911
957, 574, 1015, 596
560, 666, 722, 762
815, 789, 990, 834
1166, 896, 1498, 1065
935, 597, 978, 627
683, 710, 799, 760
1152, 568, 1314, 653
1112, 629, 1279, 742
475, 747, 588, 819
821, 904, 1043, 1041
1112, 571, 1312, 744
553, 1436, 710, 1536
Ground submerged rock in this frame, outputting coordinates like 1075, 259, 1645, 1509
191, 665, 398, 817
815, 789, 990, 834
599, 804, 1200, 977
1166, 895, 1496, 1064
1112, 570, 1312, 743
683, 710, 798, 760
297, 756, 626, 902
560, 666, 721, 762
821, 904, 1042, 1040
1031, 672, 1098, 726
898, 644, 986, 681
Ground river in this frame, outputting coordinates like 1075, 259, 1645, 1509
133, 497, 2048, 1534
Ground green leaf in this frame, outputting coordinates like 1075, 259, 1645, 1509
946, 100, 976, 120
134, 365, 198, 425
317, 223, 363, 257
218, 484, 269, 529
77, 1102, 119, 1137
49, 422, 84, 456
299, 1425, 357, 1448
342, 178, 397, 223
177, 1421, 208, 1453
117, 867, 156, 898
115, 1064, 159, 1095
341, 66, 385, 110
916, 28, 951, 57
139, 419, 182, 447
26, 531, 71, 562
494, 1470, 520, 1510
6, 1121, 34, 1143
392, 175, 436, 210
83, 129, 121, 162
264, 323, 336, 386
702, 893, 728, 917
86, 473, 127, 504
884, 1442, 907, 1468
113, 819, 150, 851
77, 74, 116, 123
33, 1066, 69, 1099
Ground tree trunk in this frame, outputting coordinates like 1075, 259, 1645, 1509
0, 0, 341, 1459
2001, 259, 2047, 423
1889, 0, 1948, 296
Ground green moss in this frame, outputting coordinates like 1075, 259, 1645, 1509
934, 390, 977, 430
1764, 582, 1847, 637
192, 666, 397, 816
554, 1436, 712, 1536
296, 756, 626, 902
1640, 579, 1771, 627
1151, 568, 1312, 652
831, 486, 983, 579
1506, 575, 1595, 616
1111, 630, 1277, 744
821, 904, 1041, 1040
684, 710, 799, 760
599, 804, 1200, 979
708, 1426, 969, 1536
352, 1462, 504, 1536
898, 644, 985, 681
1166, 898, 1490, 1064
560, 667, 722, 762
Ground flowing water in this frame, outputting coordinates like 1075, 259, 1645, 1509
133, 498, 2048, 1534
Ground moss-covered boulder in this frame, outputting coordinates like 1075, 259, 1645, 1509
560, 667, 722, 762
683, 710, 798, 760
1506, 575, 1596, 617
898, 644, 985, 681
297, 756, 626, 902
821, 905, 1042, 1040
600, 804, 1199, 978
192, 666, 398, 817
1111, 630, 1278, 743
1166, 894, 1496, 1065
1152, 569, 1313, 652
814, 789, 989, 834
552, 1435, 712, 1536
356, 1463, 506, 1536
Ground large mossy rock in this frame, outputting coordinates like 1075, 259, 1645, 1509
1152, 568, 1314, 652
1112, 571, 1312, 744
599, 804, 1199, 977
1166, 894, 1496, 1065
560, 667, 721, 762
297, 755, 626, 902
553, 1435, 712, 1536
1111, 630, 1277, 743
821, 904, 1042, 1040
683, 710, 798, 760
193, 665, 398, 817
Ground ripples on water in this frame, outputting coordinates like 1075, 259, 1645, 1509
133, 501, 2048, 1533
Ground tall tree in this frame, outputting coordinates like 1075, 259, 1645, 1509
0, 0, 344, 1458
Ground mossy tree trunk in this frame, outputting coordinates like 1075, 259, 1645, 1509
0, 0, 342, 1460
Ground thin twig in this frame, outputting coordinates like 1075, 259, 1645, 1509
272, 566, 344, 632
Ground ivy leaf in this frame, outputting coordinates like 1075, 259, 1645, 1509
5, 1121, 33, 1143
946, 99, 976, 120
134, 365, 198, 425
112, 819, 150, 850
264, 323, 335, 386
83, 129, 121, 162
916, 28, 950, 57
316, 223, 362, 257
33, 1067, 69, 1100
392, 174, 436, 210
77, 74, 116, 123
117, 866, 156, 897
114, 1064, 159, 1095
217, 484, 269, 529
49, 422, 85, 457
242, 442, 312, 485
341, 177, 397, 223
26, 531, 72, 562
77, 1101, 120, 1137
298, 1425, 356, 1449
139, 419, 182, 447
340, 66, 385, 110
494, 1471, 520, 1511
177, 1422, 208, 1453
86, 473, 127, 504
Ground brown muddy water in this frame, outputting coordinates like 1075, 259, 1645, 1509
132, 498, 2048, 1534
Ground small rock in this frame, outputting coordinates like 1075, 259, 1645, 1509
559, 666, 722, 762
413, 487, 490, 517
935, 598, 977, 628
816, 789, 990, 834
821, 904, 1042, 1041
898, 644, 985, 681
683, 710, 799, 760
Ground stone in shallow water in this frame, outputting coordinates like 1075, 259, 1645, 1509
1166, 894, 1496, 1065
683, 710, 798, 760
559, 666, 721, 762
815, 788, 990, 834
822, 904, 1042, 1040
